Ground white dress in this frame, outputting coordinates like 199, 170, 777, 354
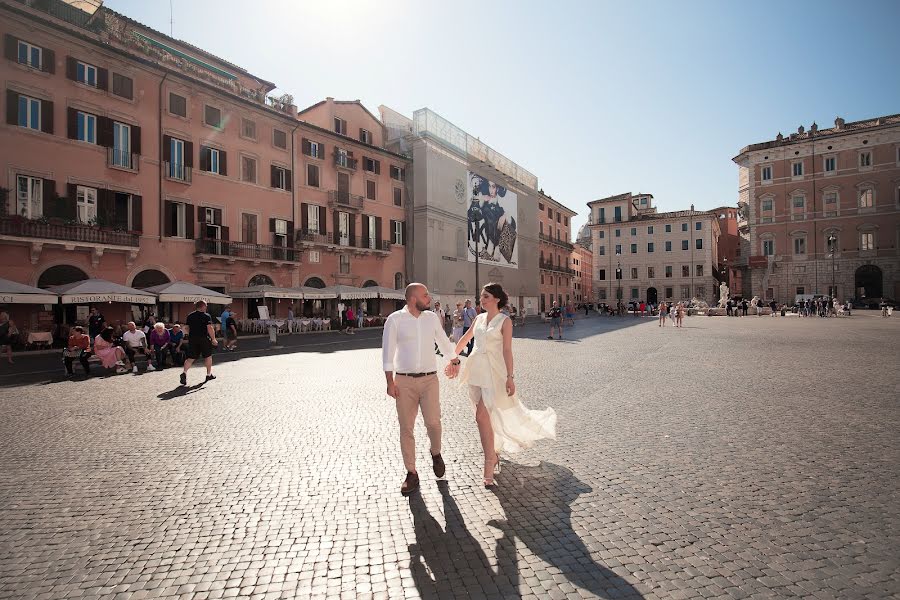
459, 312, 557, 453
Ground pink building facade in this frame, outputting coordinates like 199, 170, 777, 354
1, 1, 409, 332
537, 192, 575, 313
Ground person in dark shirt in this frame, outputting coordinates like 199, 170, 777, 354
547, 301, 563, 340
87, 307, 105, 342
168, 324, 185, 366
180, 300, 218, 386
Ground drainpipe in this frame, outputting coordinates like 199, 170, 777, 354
157, 73, 168, 243
291, 120, 300, 281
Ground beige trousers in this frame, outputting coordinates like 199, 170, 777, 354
395, 374, 441, 472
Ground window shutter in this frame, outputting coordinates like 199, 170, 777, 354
362, 215, 370, 247
332, 210, 339, 238
349, 213, 356, 243
66, 56, 77, 80
67, 107, 78, 139
220, 226, 229, 241
359, 128, 365, 141
42, 179, 56, 217
318, 208, 326, 235
213, 208, 222, 226
3, 35, 17, 61
65, 183, 77, 220
390, 220, 396, 243
6, 90, 18, 125
302, 138, 311, 155
184, 141, 194, 167
164, 201, 174, 236
132, 125, 141, 155
98, 116, 113, 147
270, 164, 278, 188
131, 195, 142, 232
185, 204, 195, 239
269, 218, 276, 233
375, 217, 382, 245
199, 146, 209, 172
219, 150, 227, 175
285, 169, 292, 191
97, 67, 108, 91
41, 100, 53, 134
374, 160, 380, 175
301, 203, 308, 232
401, 221, 407, 246
286, 221, 294, 247
43, 48, 55, 73
162, 135, 171, 162
97, 189, 113, 225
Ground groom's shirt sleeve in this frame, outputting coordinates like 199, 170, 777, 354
382, 313, 397, 372
432, 313, 458, 361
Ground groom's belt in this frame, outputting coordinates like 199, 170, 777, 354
396, 371, 436, 378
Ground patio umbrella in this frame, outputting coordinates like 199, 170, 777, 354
228, 285, 304, 300
46, 278, 157, 304
0, 277, 59, 304
141, 281, 232, 304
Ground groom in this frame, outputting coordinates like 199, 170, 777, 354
383, 283, 461, 496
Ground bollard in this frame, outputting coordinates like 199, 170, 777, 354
268, 325, 278, 346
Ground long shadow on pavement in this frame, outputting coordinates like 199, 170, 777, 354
157, 381, 206, 400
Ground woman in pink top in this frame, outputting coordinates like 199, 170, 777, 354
93, 326, 128, 373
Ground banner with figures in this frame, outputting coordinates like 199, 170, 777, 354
465, 172, 518, 269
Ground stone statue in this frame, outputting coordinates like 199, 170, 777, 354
718, 281, 730, 308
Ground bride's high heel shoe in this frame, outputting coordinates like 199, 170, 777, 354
484, 454, 501, 488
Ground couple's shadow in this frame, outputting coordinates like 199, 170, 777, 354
408, 462, 642, 599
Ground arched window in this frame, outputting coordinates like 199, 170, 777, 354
131, 269, 170, 289
37, 265, 88, 288
394, 272, 404, 290
248, 274, 275, 287
304, 277, 326, 289
362, 280, 378, 288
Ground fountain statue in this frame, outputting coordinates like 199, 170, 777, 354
718, 281, 730, 308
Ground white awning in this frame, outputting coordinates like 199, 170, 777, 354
293, 286, 337, 300
142, 281, 232, 304
321, 285, 379, 300
228, 285, 304, 300
368, 286, 405, 300
0, 277, 58, 304
46, 279, 157, 305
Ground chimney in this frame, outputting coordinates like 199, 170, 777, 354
834, 116, 844, 129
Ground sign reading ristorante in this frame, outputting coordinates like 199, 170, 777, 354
62, 294, 156, 304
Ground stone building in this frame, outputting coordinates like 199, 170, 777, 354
537, 191, 575, 312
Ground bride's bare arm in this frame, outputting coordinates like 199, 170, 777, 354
501, 318, 515, 394
454, 326, 475, 356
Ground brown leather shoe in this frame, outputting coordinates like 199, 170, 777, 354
400, 471, 419, 496
432, 453, 445, 478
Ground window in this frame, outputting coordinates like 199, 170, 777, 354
76, 61, 97, 86
860, 232, 874, 251
682, 265, 690, 277
366, 180, 376, 200
273, 219, 288, 247
307, 164, 320, 188
614, 229, 620, 238
336, 148, 350, 168
648, 226, 654, 234
665, 266, 672, 278
796, 286, 805, 296
363, 157, 379, 173
556, 213, 561, 223
168, 137, 186, 180
696, 286, 705, 298
241, 119, 257, 140
824, 192, 837, 206
76, 111, 96, 143
336, 212, 350, 245
168, 201, 187, 238
112, 122, 131, 168
390, 165, 405, 181
339, 254, 350, 274
648, 267, 655, 278
665, 287, 673, 299
75, 186, 97, 224
598, 245, 605, 256
598, 207, 606, 224
681, 223, 688, 231
241, 156, 257, 183
242, 213, 257, 243
648, 242, 654, 253
564, 216, 568, 226
696, 265, 704, 277
272, 165, 289, 190
630, 267, 638, 279
630, 288, 639, 299
273, 129, 287, 149
169, 93, 187, 117
793, 237, 806, 255
614, 206, 622, 222
204, 105, 222, 128
17, 94, 41, 131
682, 240, 689, 250
681, 285, 690, 299
15, 175, 43, 219
763, 239, 774, 256
792, 161, 803, 177
334, 117, 347, 135
859, 188, 874, 208
360, 129, 371, 144
630, 227, 636, 236
598, 269, 606, 281
200, 146, 221, 175
598, 231, 605, 238
859, 152, 872, 168
112, 73, 133, 100
762, 198, 773, 211
308, 204, 320, 232
761, 165, 772, 181
665, 224, 671, 233
695, 221, 702, 231
824, 156, 836, 173
393, 220, 405, 245
665, 241, 672, 252
16, 40, 43, 69
615, 244, 622, 254
630, 243, 637, 254
696, 238, 703, 250
793, 196, 805, 209
308, 250, 320, 263
598, 289, 607, 300
548, 208, 553, 219
393, 188, 402, 207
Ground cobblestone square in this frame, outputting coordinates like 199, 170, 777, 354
1, 314, 898, 599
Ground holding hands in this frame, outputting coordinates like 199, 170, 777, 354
444, 360, 460, 379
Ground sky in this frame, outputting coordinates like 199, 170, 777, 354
107, 0, 900, 237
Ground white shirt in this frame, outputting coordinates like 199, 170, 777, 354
382, 306, 458, 373
122, 329, 146, 348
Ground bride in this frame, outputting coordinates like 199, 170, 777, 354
449, 283, 557, 487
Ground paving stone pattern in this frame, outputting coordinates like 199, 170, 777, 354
1, 314, 899, 599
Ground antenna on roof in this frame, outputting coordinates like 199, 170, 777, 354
169, 0, 174, 36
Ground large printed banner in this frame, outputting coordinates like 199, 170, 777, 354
466, 172, 518, 269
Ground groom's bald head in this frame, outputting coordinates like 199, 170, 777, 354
405, 283, 431, 311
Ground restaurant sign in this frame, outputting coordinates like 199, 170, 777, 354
0, 293, 59, 304
62, 294, 156, 304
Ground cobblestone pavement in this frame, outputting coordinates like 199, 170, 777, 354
1, 313, 899, 600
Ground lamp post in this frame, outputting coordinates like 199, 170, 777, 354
828, 234, 836, 300
723, 256, 729, 289
615, 251, 622, 315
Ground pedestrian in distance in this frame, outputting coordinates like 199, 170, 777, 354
547, 301, 563, 340
0, 312, 16, 365
658, 302, 668, 327
180, 300, 218, 386
382, 283, 461, 496
461, 299, 477, 355
224, 312, 238, 350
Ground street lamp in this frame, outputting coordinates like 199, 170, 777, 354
615, 251, 622, 315
828, 234, 836, 300
722, 256, 728, 289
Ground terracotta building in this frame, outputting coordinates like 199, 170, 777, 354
571, 244, 592, 305
537, 192, 576, 312
712, 204, 745, 298
588, 193, 721, 306
733, 114, 900, 304
1, 0, 408, 329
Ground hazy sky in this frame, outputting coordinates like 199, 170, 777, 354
107, 0, 900, 235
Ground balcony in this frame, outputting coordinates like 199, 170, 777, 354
539, 258, 574, 275
539, 233, 574, 250
0, 216, 139, 247
333, 154, 358, 171
328, 190, 364, 211
298, 230, 330, 246
107, 147, 140, 172
194, 238, 300, 263
164, 162, 192, 183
